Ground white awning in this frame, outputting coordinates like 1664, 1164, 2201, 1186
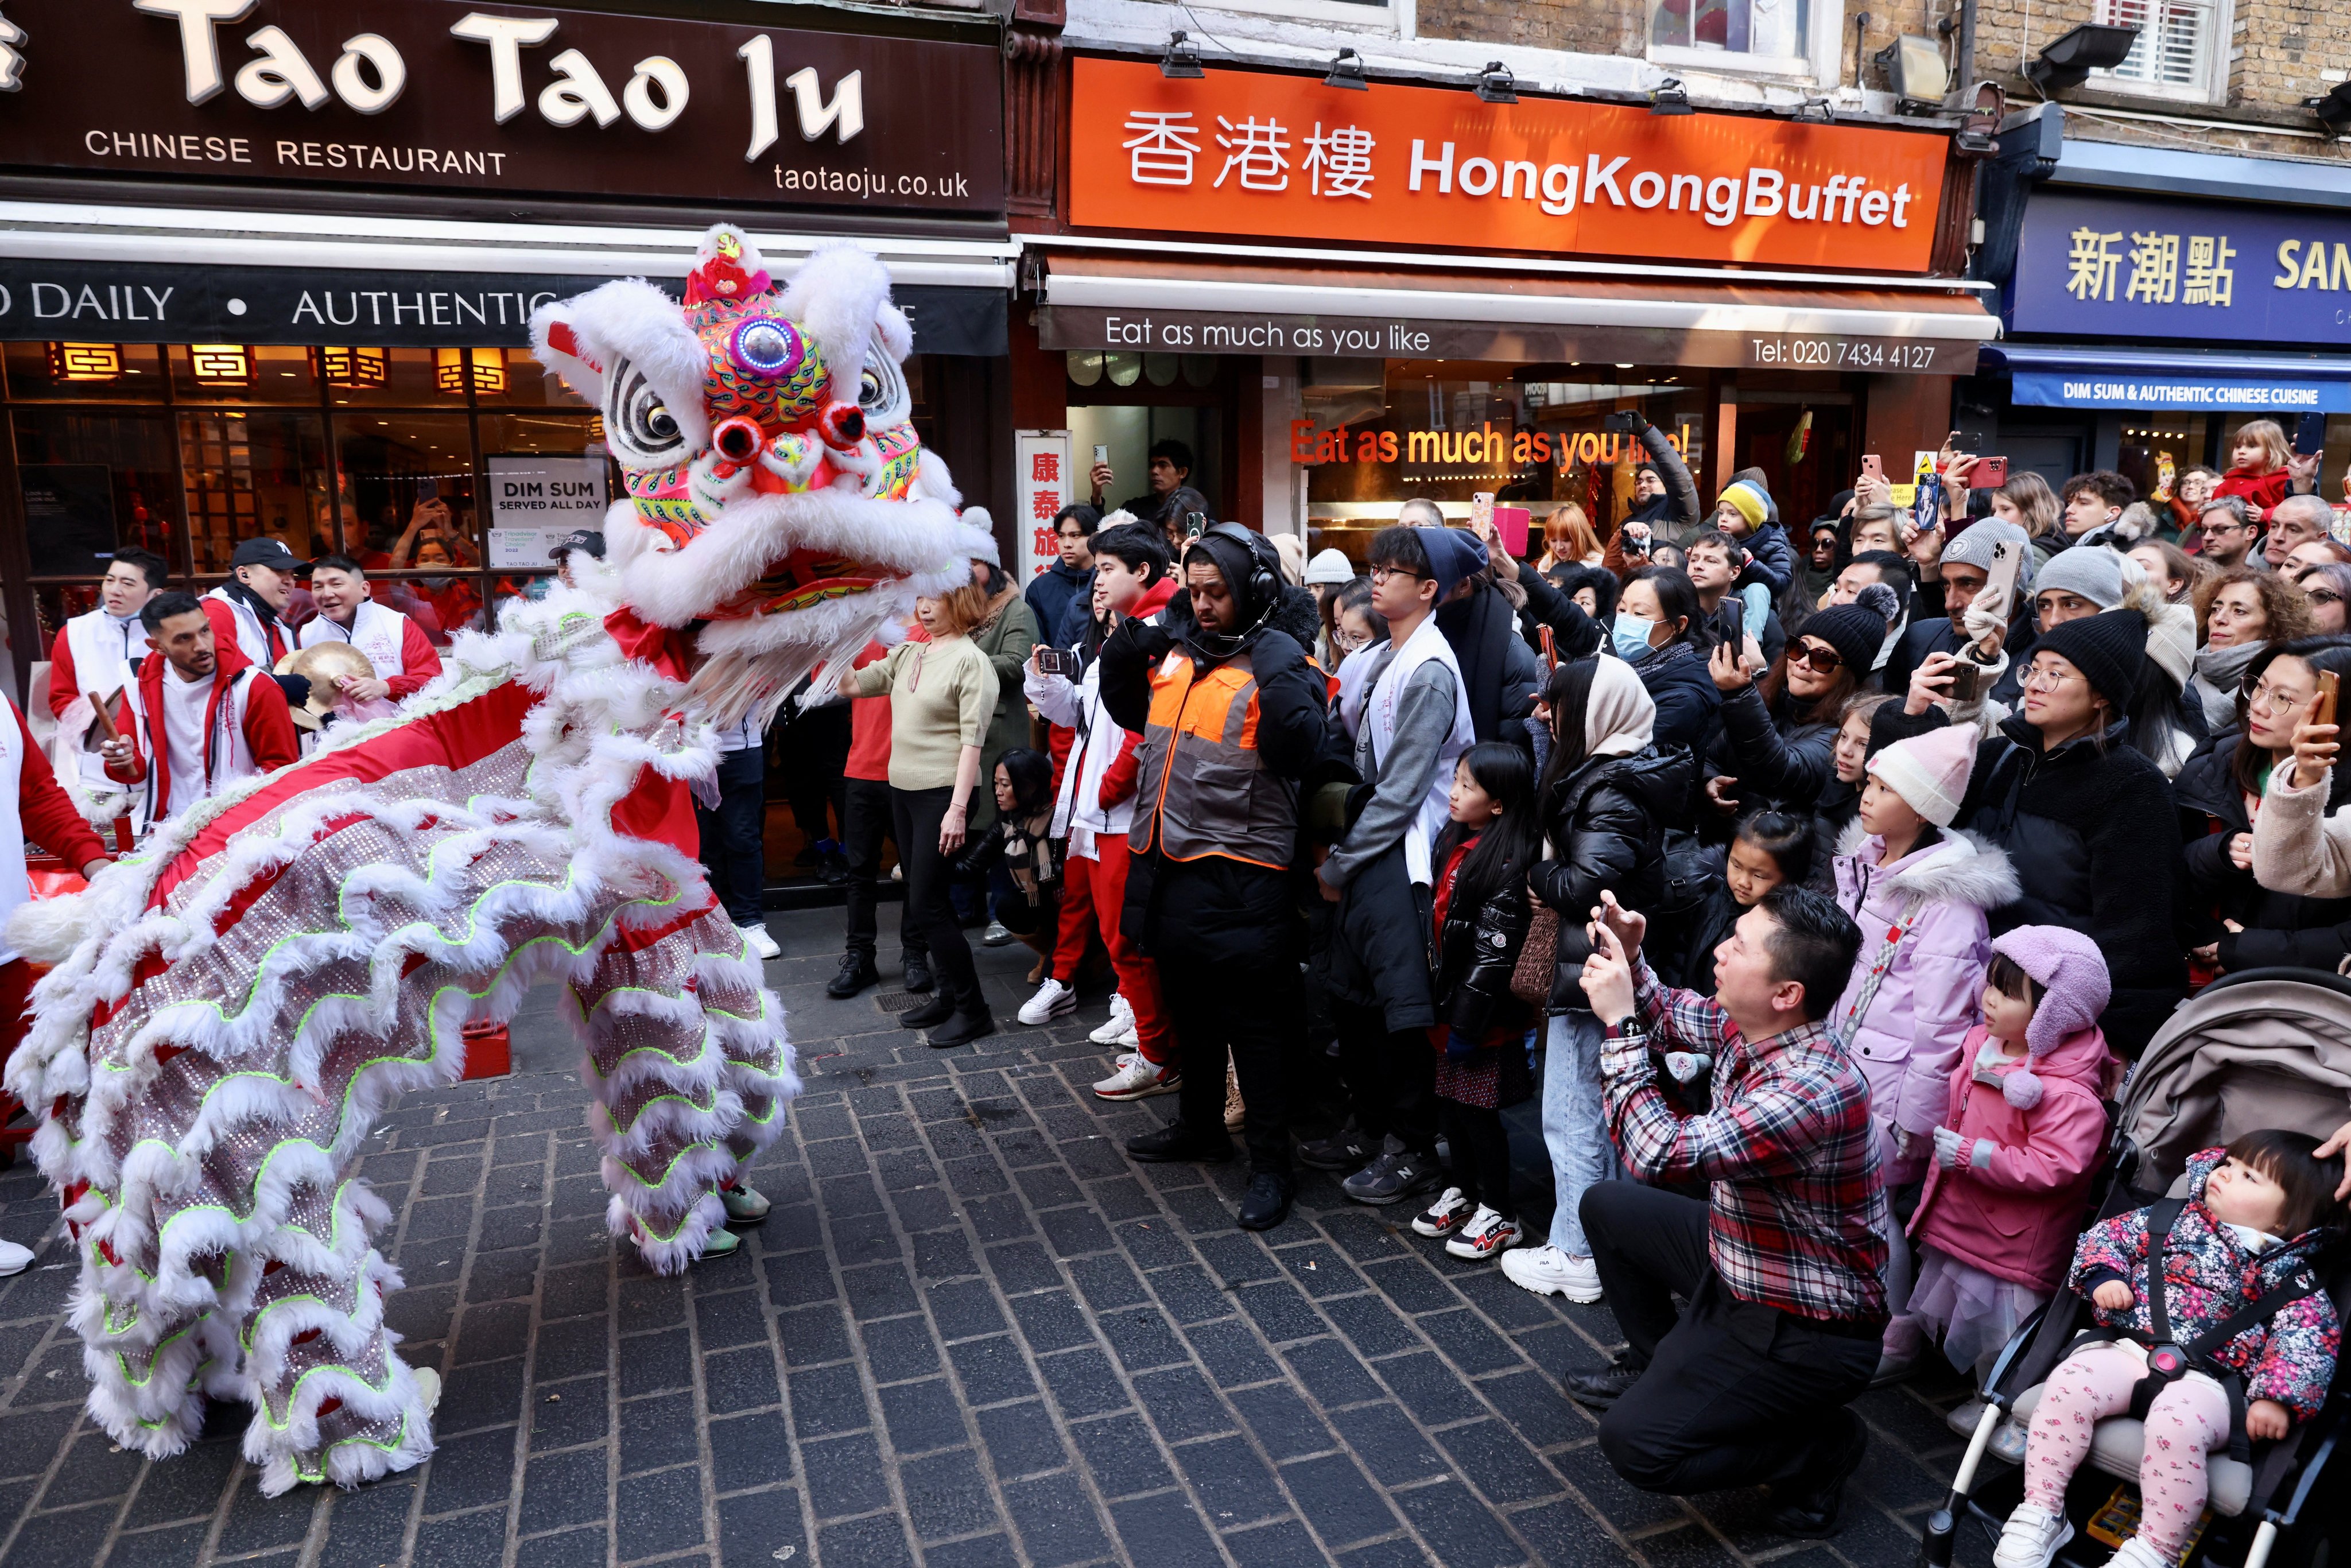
0, 200, 1019, 292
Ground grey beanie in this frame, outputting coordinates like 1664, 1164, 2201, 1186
1942, 520, 2035, 598
2034, 543, 2127, 611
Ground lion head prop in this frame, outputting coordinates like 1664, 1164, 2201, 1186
530, 224, 988, 726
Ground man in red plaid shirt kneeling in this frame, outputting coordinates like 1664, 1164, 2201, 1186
1569, 886, 1887, 1539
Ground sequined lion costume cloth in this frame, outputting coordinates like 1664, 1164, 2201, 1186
1, 226, 987, 1494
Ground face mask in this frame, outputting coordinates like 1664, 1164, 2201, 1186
1611, 611, 1659, 660
421, 575, 453, 591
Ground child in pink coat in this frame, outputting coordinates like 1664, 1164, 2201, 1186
1895, 926, 2116, 1391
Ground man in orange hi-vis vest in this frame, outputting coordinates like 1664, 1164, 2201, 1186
1099, 523, 1329, 1233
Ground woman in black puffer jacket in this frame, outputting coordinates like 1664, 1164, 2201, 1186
1503, 656, 1693, 1302
2175, 635, 2351, 975
1704, 599, 1888, 821
1882, 602, 2185, 1057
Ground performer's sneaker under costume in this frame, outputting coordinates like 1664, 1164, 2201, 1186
4, 227, 988, 1494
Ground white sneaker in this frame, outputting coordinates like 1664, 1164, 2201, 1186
2102, 1535, 2174, 1568
981, 921, 1015, 947
739, 923, 781, 960
1017, 977, 1078, 1025
0, 1241, 32, 1277
1092, 1056, 1179, 1101
1411, 1187, 1474, 1238
1090, 993, 1135, 1045
1445, 1206, 1523, 1262
1945, 1396, 1989, 1439
1499, 1244, 1603, 1303
1990, 1501, 2072, 1568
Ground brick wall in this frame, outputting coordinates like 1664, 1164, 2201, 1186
1415, 0, 1641, 61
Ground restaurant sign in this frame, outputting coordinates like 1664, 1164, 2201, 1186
2012, 192, 2351, 347
0, 0, 1003, 215
1036, 304, 1981, 376
0, 259, 1009, 355
1070, 59, 1950, 272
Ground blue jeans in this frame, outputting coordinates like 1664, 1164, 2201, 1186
1542, 1011, 1620, 1256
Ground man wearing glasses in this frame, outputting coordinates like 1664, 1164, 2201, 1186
2196, 496, 2265, 572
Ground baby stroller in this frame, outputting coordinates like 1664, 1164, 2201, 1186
1917, 968, 2351, 1568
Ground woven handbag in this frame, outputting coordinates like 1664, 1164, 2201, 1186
1510, 901, 1559, 1007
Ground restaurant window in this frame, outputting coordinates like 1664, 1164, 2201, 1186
2093, 0, 2232, 103
1065, 350, 1231, 525
1649, 0, 1842, 81
5, 337, 604, 685
1299, 361, 1711, 563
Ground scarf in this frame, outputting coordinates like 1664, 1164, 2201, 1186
1433, 581, 1516, 743
2191, 639, 2265, 731
1584, 655, 1657, 759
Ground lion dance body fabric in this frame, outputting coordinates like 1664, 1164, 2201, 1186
3, 227, 987, 1494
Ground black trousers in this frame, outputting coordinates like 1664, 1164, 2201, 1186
1333, 999, 1438, 1156
1437, 1100, 1514, 1218
1159, 953, 1301, 1177
891, 786, 981, 1011
843, 778, 925, 962
781, 704, 849, 844
695, 746, 768, 929
1581, 1182, 1878, 1495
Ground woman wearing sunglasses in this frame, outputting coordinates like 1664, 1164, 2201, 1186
1880, 601, 2186, 1059
1702, 601, 1890, 818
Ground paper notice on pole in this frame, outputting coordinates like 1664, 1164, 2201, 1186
485, 454, 608, 569
1017, 430, 1073, 579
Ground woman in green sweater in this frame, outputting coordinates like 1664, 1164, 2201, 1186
850, 583, 1002, 1047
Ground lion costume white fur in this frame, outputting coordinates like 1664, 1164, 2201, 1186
1, 226, 986, 1493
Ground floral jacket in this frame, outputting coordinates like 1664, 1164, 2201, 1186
2069, 1148, 2341, 1419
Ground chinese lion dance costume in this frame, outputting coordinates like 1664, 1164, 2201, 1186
1, 226, 987, 1494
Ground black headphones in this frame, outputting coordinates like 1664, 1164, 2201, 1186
1202, 522, 1282, 611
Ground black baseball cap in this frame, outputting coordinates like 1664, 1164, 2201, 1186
549, 529, 606, 561
231, 537, 303, 572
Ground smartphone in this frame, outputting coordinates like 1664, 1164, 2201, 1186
2317, 669, 2340, 732
1035, 647, 1077, 677
1470, 492, 1497, 536
1538, 623, 1557, 672
1946, 661, 1983, 703
1183, 511, 1207, 541
1978, 535, 2024, 629
1493, 504, 1531, 558
1603, 409, 1643, 435
1092, 444, 1109, 466
2295, 413, 2328, 457
1861, 454, 1885, 483
1968, 456, 2011, 490
1718, 597, 1745, 648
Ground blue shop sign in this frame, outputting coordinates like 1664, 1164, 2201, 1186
2013, 191, 2351, 346
2011, 370, 2351, 412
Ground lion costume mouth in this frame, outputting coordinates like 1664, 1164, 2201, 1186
712, 548, 893, 619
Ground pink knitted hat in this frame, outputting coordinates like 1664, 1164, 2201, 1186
1865, 724, 1978, 829
1988, 925, 2111, 1109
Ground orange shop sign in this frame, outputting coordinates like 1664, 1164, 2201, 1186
1069, 59, 1950, 273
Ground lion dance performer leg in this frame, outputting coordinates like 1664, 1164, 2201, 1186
2, 227, 987, 1493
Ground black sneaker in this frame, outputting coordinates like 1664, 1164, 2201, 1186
928, 1008, 995, 1049
1340, 1140, 1442, 1205
1297, 1124, 1374, 1173
903, 953, 934, 993
817, 845, 849, 887
899, 993, 955, 1029
1237, 1173, 1295, 1231
827, 954, 879, 999
1563, 1363, 1643, 1410
1126, 1121, 1237, 1164
1764, 1408, 1868, 1538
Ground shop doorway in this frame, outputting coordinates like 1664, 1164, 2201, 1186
1064, 351, 1236, 525
1732, 398, 1852, 529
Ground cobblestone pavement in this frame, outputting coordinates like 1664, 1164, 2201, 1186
0, 908, 2001, 1568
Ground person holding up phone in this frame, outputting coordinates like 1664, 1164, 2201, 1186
1613, 409, 1703, 545
1890, 520, 2034, 713
2178, 639, 2351, 975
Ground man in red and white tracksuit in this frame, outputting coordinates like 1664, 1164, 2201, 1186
101, 592, 301, 832
203, 537, 302, 669
1018, 522, 1180, 1100
2, 692, 112, 1270
297, 554, 444, 701
46, 548, 169, 805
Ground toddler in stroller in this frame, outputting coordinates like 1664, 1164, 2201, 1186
1992, 1133, 2344, 1568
